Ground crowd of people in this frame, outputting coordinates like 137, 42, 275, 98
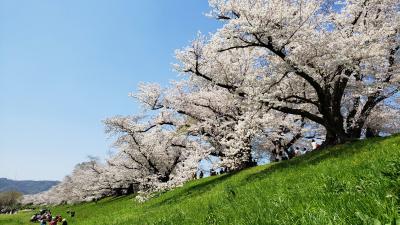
196, 140, 321, 179
30, 209, 71, 225
275, 139, 321, 162
0, 208, 18, 214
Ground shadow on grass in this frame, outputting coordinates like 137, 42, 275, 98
149, 172, 238, 208
147, 136, 391, 208
243, 136, 388, 184
100, 195, 135, 204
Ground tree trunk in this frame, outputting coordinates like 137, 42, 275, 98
236, 149, 257, 170
348, 127, 362, 139
126, 183, 135, 195
365, 127, 379, 138
323, 128, 349, 146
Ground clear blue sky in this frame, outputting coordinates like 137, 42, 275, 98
0, 0, 220, 181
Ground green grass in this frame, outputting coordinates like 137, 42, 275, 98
1, 135, 400, 225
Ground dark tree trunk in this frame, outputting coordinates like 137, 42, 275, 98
126, 183, 135, 195
114, 188, 124, 196
236, 150, 257, 170
347, 126, 363, 139
365, 127, 379, 138
323, 128, 349, 147
158, 174, 170, 183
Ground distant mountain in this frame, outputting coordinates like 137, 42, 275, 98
0, 178, 59, 195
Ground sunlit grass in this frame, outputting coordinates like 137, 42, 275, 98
1, 135, 399, 225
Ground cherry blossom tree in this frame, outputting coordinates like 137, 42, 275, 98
364, 103, 400, 136
104, 112, 207, 193
176, 0, 399, 145
132, 80, 265, 170
22, 159, 112, 205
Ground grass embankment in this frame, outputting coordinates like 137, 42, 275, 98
1, 135, 399, 225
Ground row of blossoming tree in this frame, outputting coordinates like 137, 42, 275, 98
23, 0, 399, 205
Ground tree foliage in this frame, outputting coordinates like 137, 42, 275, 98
0, 191, 22, 210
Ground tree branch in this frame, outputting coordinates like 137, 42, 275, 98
269, 104, 324, 125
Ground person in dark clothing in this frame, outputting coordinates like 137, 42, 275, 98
210, 169, 217, 176
295, 147, 303, 156
62, 219, 68, 225
366, 127, 378, 138
30, 214, 38, 222
281, 151, 289, 160
285, 147, 296, 159
49, 217, 57, 225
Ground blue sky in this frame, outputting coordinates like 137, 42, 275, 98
0, 0, 220, 181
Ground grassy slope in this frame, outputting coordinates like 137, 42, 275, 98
1, 135, 399, 225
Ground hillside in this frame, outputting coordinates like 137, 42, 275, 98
0, 178, 59, 195
1, 135, 399, 225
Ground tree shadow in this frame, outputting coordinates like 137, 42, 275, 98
147, 136, 390, 208
148, 172, 238, 208
97, 195, 135, 205
243, 137, 388, 184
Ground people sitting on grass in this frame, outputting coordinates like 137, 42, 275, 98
294, 147, 302, 157
49, 217, 57, 225
30, 209, 69, 224
285, 147, 296, 159
277, 143, 319, 162
311, 139, 320, 151
31, 209, 51, 223
39, 217, 67, 225
66, 210, 75, 217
